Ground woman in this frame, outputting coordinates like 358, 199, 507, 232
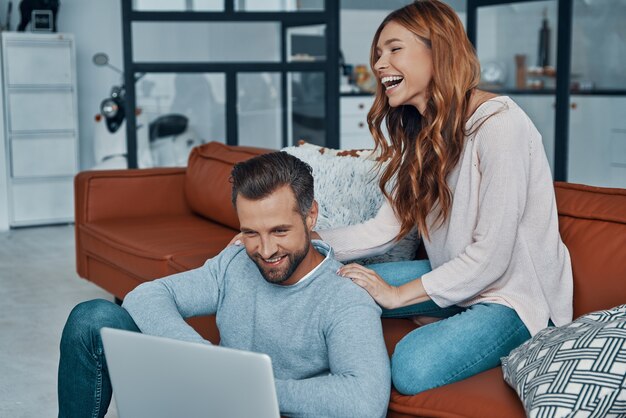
316, 0, 573, 395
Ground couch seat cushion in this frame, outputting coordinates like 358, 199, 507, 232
388, 368, 526, 418
80, 215, 237, 281
382, 318, 525, 418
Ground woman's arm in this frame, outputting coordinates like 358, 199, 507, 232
338, 263, 431, 309
316, 198, 402, 261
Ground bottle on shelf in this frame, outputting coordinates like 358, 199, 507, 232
537, 8, 550, 68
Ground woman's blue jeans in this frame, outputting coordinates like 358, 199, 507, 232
58, 299, 139, 418
367, 260, 531, 395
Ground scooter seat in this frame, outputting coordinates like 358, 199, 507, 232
149, 114, 188, 142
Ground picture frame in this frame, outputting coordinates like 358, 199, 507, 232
31, 10, 53, 32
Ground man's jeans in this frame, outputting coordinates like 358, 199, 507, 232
367, 260, 532, 395
58, 299, 139, 418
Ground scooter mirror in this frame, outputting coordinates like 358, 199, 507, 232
93, 53, 109, 67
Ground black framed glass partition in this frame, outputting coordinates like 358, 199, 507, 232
469, 0, 626, 187
468, 0, 570, 181
121, 0, 339, 168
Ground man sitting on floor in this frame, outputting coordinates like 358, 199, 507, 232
58, 152, 391, 418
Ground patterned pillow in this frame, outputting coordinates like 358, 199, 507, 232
502, 304, 626, 417
282, 142, 419, 264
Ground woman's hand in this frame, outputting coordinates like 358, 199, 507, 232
228, 232, 244, 246
338, 263, 401, 309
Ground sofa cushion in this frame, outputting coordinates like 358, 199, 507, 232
185, 142, 270, 230
388, 368, 526, 418
555, 182, 626, 318
382, 318, 526, 418
502, 304, 626, 417
80, 215, 237, 281
169, 251, 217, 272
283, 142, 420, 263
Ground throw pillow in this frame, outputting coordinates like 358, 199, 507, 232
282, 143, 419, 264
502, 304, 626, 418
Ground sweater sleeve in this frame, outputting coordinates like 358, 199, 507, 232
122, 247, 235, 345
421, 108, 531, 307
317, 198, 402, 262
274, 289, 391, 418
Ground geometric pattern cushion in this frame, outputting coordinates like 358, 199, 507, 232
502, 304, 626, 418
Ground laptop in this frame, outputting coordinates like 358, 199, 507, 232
101, 328, 281, 418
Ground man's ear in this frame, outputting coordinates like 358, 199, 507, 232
305, 200, 319, 232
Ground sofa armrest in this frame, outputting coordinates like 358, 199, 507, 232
75, 168, 193, 280
75, 168, 192, 223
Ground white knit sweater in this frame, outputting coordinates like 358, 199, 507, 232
319, 97, 573, 335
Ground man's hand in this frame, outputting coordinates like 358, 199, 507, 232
337, 263, 401, 309
228, 232, 244, 246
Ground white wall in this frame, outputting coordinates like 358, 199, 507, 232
57, 1, 125, 170
0, 76, 8, 231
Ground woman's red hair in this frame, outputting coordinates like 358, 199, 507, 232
368, 0, 481, 240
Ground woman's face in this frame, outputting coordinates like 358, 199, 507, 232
374, 21, 433, 114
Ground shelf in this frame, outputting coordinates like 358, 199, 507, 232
570, 90, 626, 97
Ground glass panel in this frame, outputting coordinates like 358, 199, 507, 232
235, 0, 324, 12
237, 73, 283, 149
289, 72, 325, 146
287, 24, 326, 62
134, 73, 226, 167
132, 22, 280, 62
567, 1, 626, 188
476, 1, 557, 175
477, 1, 558, 92
133, 0, 223, 11
570, 0, 626, 91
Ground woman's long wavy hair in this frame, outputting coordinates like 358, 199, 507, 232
368, 0, 480, 240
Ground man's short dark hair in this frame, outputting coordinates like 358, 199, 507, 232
230, 152, 314, 216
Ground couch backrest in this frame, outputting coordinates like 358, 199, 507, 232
555, 182, 626, 318
185, 142, 270, 230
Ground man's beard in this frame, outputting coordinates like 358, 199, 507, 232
252, 233, 310, 284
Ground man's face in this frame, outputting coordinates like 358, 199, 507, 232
236, 185, 317, 286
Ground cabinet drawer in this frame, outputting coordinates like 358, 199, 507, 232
11, 137, 76, 178
9, 90, 75, 132
11, 179, 74, 225
341, 96, 374, 116
341, 115, 371, 135
5, 41, 73, 86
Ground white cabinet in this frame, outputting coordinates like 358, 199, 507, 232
1, 33, 78, 227
340, 95, 376, 149
568, 96, 626, 189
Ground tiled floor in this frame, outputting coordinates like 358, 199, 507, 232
0, 224, 118, 417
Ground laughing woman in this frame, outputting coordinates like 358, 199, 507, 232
316, 0, 573, 395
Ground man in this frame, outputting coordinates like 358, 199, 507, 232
58, 152, 391, 418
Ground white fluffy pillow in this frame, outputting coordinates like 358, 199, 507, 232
282, 143, 419, 264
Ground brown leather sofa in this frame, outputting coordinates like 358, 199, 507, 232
75, 141, 626, 418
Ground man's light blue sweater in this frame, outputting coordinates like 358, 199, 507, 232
123, 241, 391, 418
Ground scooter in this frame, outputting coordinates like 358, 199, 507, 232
92, 53, 202, 170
